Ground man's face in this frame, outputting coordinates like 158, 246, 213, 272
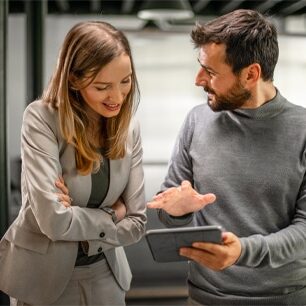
195, 43, 251, 112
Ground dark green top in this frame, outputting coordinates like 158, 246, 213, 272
75, 158, 110, 266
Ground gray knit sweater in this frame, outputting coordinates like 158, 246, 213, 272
159, 90, 306, 305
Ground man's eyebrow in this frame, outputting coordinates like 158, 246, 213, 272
197, 58, 218, 74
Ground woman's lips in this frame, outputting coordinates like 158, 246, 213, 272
103, 103, 121, 111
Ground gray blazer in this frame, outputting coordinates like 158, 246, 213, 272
0, 100, 147, 304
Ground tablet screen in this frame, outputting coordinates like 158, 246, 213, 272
145, 225, 223, 262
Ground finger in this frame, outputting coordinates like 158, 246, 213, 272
192, 241, 221, 254
152, 194, 163, 200
181, 180, 191, 190
55, 180, 69, 195
163, 187, 178, 194
56, 193, 73, 205
180, 247, 220, 270
153, 189, 177, 202
193, 193, 216, 204
59, 176, 64, 184
180, 247, 214, 262
56, 196, 71, 207
147, 201, 163, 209
221, 232, 236, 244
60, 201, 71, 208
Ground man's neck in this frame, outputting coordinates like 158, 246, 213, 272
241, 82, 276, 109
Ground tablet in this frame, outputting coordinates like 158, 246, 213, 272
145, 225, 223, 262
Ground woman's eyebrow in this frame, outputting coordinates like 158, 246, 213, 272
93, 73, 132, 85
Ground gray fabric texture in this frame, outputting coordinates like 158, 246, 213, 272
159, 90, 306, 304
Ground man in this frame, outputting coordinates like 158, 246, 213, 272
148, 9, 306, 305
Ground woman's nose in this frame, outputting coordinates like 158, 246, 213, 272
109, 86, 124, 103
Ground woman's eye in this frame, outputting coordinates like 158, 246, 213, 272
122, 78, 131, 84
95, 87, 107, 91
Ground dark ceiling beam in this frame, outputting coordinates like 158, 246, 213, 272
55, 0, 70, 12
255, 0, 283, 13
193, 0, 211, 13
221, 0, 245, 14
279, 0, 306, 15
90, 0, 101, 12
122, 0, 135, 14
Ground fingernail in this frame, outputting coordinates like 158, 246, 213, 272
208, 194, 216, 202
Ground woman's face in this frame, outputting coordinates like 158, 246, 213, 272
80, 53, 132, 120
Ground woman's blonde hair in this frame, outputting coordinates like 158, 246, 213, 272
42, 21, 139, 175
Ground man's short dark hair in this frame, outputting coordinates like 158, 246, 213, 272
191, 9, 279, 81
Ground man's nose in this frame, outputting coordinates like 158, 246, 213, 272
195, 68, 209, 87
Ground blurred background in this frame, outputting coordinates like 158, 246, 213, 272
1, 0, 306, 305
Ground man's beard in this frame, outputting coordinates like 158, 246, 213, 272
205, 80, 251, 112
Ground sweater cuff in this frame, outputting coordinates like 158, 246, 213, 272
158, 209, 193, 227
235, 235, 266, 267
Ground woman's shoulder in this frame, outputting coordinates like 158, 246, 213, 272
23, 100, 58, 123
23, 100, 60, 136
24, 100, 57, 116
125, 117, 142, 149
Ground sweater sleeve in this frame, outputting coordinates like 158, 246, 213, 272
236, 171, 306, 268
157, 110, 195, 227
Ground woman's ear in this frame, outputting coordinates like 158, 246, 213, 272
69, 74, 79, 90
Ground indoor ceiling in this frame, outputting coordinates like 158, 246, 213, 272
9, 0, 306, 16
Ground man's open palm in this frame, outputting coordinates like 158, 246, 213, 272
147, 180, 216, 216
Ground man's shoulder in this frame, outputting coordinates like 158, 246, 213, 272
284, 99, 306, 119
188, 103, 212, 118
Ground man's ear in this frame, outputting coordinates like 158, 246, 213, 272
245, 63, 261, 87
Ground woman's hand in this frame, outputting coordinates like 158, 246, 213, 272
55, 176, 72, 208
111, 197, 126, 223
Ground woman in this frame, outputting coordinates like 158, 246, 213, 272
0, 21, 146, 305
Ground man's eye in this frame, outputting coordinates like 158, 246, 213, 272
205, 69, 214, 77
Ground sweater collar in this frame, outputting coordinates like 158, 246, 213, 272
230, 89, 286, 119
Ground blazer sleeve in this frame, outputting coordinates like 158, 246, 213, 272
86, 119, 147, 256
21, 101, 122, 243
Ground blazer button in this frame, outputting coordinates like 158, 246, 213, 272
98, 247, 103, 253
99, 232, 105, 238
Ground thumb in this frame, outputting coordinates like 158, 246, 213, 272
181, 180, 192, 190
194, 193, 216, 204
